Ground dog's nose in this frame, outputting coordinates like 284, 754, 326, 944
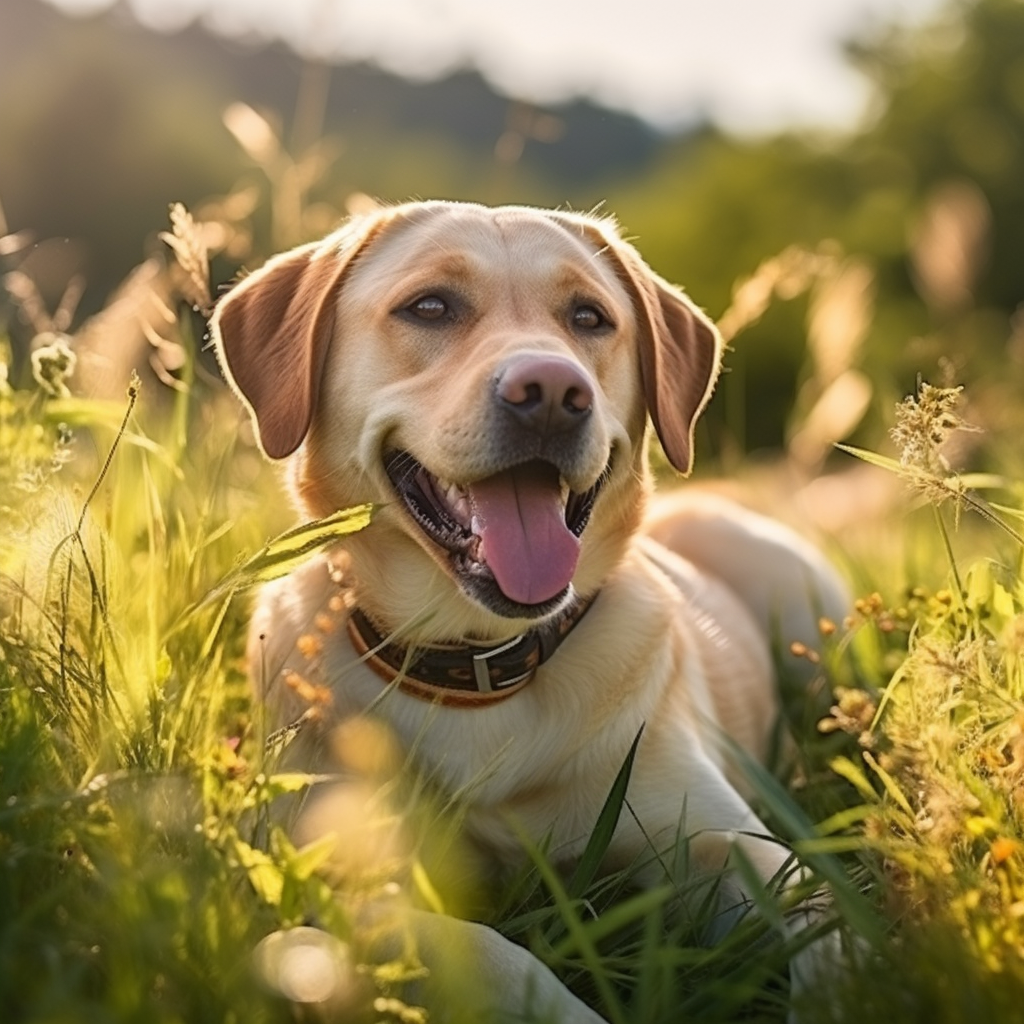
495, 355, 594, 434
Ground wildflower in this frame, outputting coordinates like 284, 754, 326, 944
30, 333, 76, 398
854, 592, 885, 617
297, 634, 323, 659
991, 837, 1020, 866
819, 686, 877, 746
790, 640, 820, 664
283, 669, 332, 708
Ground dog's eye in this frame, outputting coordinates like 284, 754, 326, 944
408, 295, 449, 321
572, 305, 609, 331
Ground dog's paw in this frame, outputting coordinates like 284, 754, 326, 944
370, 906, 608, 1024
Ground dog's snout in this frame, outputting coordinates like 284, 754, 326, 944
495, 355, 594, 435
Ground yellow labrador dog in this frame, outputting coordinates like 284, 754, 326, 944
212, 200, 847, 1022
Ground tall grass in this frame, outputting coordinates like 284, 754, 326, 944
0, 320, 397, 1021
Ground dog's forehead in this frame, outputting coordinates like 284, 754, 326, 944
347, 203, 627, 298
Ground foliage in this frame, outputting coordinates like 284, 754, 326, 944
0, 246, 422, 1022
610, 0, 1024, 458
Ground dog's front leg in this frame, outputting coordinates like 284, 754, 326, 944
366, 903, 608, 1024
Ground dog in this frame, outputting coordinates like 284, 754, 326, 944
211, 200, 849, 1022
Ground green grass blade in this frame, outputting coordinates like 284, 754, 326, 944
515, 826, 629, 1024
567, 725, 643, 900
234, 503, 376, 587
168, 504, 376, 637
724, 737, 887, 946
550, 884, 674, 956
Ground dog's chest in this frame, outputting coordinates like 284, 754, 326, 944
395, 694, 649, 863
257, 552, 733, 864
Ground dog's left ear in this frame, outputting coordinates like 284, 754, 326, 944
551, 214, 722, 475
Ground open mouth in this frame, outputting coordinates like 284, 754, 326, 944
384, 451, 607, 615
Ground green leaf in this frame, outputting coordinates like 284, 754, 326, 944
862, 750, 914, 818
263, 772, 327, 798
835, 443, 906, 476
233, 837, 284, 906
515, 827, 629, 1024
154, 647, 173, 685
411, 859, 446, 914
990, 501, 1024, 523
792, 835, 874, 856
956, 473, 1013, 491
827, 757, 879, 804
814, 805, 875, 841
992, 581, 1017, 621
728, 842, 787, 932
169, 505, 376, 636
234, 504, 376, 587
567, 725, 644, 900
42, 397, 133, 428
289, 832, 342, 881
550, 884, 674, 956
965, 561, 994, 614
725, 739, 886, 945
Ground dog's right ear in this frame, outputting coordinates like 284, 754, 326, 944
211, 220, 382, 459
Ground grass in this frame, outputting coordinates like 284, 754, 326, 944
3, 209, 1024, 1023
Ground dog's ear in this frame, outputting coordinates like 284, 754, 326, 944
210, 219, 382, 459
619, 253, 723, 475
549, 213, 722, 475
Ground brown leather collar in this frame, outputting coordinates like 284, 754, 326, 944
346, 596, 596, 707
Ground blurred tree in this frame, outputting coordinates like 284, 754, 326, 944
4, 0, 1023, 461
0, 1, 243, 342
0, 0, 657, 343
612, 0, 1024, 460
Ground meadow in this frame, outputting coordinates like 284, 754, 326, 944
3, 196, 1024, 1024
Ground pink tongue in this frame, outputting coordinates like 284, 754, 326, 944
468, 463, 579, 606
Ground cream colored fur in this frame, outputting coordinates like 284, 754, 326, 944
211, 201, 848, 1024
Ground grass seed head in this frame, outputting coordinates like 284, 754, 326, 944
890, 382, 980, 505
159, 202, 213, 314
29, 333, 76, 398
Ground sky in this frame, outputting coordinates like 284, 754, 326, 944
45, 0, 949, 132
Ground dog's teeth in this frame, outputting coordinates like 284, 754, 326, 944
452, 496, 470, 523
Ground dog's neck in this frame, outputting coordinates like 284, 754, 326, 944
346, 595, 596, 707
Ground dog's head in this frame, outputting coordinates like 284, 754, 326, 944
211, 201, 721, 636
